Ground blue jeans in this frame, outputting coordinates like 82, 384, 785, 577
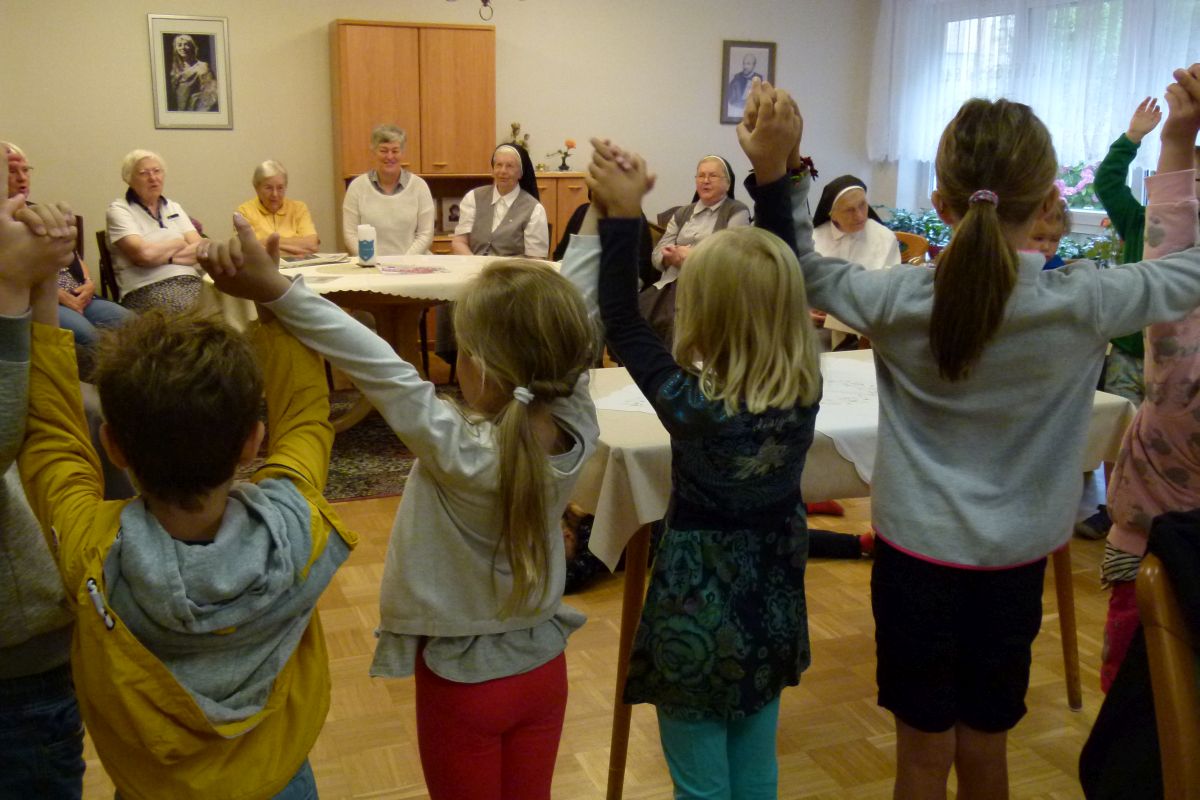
656, 697, 781, 800
0, 663, 85, 800
58, 298, 133, 347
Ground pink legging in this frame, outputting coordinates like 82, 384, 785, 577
415, 652, 567, 800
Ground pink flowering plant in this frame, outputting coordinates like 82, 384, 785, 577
1054, 161, 1101, 209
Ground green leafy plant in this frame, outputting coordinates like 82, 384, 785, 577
877, 205, 1123, 266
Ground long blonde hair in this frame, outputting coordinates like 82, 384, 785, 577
931, 98, 1057, 380
454, 260, 596, 615
673, 226, 821, 414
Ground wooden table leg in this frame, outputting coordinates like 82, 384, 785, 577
1052, 544, 1083, 710
607, 524, 652, 800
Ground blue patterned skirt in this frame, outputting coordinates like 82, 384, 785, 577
623, 521, 810, 721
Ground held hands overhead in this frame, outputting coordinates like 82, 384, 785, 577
585, 137, 655, 218
198, 214, 293, 305
0, 195, 76, 303
737, 79, 803, 185
1161, 63, 1200, 142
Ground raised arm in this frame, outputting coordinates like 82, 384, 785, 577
250, 315, 333, 492
1093, 99, 1159, 243
588, 139, 680, 399
199, 216, 474, 475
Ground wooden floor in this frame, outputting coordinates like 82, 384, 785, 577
79, 495, 1110, 799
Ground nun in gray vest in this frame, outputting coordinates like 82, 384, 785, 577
450, 143, 549, 258
439, 143, 549, 365
649, 155, 749, 290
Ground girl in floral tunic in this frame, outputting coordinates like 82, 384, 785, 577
587, 125, 820, 799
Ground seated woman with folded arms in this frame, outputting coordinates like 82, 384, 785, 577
237, 160, 319, 256
342, 124, 434, 256
105, 149, 203, 313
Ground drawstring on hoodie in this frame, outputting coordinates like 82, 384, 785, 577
86, 578, 116, 631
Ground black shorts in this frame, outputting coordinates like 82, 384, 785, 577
870, 536, 1047, 733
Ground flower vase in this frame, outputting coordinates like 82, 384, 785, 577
558, 153, 570, 171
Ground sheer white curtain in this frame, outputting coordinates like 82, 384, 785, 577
868, 0, 1200, 170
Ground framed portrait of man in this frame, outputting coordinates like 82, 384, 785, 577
720, 40, 776, 124
147, 14, 233, 129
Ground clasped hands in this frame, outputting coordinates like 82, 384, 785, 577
0, 196, 77, 313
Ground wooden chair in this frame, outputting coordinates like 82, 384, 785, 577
94, 230, 120, 302
894, 231, 929, 265
1137, 552, 1200, 798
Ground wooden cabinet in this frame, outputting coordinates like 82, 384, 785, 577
535, 172, 589, 256
330, 20, 496, 224
418, 27, 495, 175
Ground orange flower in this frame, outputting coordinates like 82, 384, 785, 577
564, 139, 576, 149
1100, 217, 1111, 229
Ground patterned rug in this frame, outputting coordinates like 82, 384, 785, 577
240, 388, 460, 502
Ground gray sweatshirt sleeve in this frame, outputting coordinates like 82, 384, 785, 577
0, 312, 32, 472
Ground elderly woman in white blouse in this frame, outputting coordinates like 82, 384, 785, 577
812, 174, 901, 348
342, 124, 435, 256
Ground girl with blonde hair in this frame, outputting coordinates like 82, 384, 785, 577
199, 215, 600, 800
588, 135, 821, 798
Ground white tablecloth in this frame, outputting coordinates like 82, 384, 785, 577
573, 353, 1136, 570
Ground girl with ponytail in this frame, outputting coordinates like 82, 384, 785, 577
747, 69, 1200, 798
225, 244, 600, 797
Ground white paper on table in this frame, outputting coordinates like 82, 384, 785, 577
816, 355, 879, 483
595, 382, 657, 414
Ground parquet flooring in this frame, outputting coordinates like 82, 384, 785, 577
81, 496, 1110, 798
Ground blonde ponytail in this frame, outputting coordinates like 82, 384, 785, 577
454, 260, 595, 616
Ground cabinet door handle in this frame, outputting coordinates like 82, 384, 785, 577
566, 185, 583, 192
432, 161, 449, 167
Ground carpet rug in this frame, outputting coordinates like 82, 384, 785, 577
239, 388, 461, 502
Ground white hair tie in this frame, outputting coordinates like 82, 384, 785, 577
512, 386, 535, 405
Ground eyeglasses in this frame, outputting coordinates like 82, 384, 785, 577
695, 173, 725, 182
136, 167, 164, 179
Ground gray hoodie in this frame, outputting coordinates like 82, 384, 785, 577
103, 478, 350, 725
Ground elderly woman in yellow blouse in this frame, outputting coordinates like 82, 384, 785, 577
236, 160, 319, 256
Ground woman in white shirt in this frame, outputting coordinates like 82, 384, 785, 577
811, 175, 901, 348
342, 124, 435, 256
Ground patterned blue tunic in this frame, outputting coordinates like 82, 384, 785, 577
598, 210, 818, 721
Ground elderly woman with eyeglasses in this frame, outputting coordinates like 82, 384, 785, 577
237, 160, 319, 256
342, 124, 435, 256
5, 141, 133, 350
105, 149, 203, 313
650, 155, 749, 287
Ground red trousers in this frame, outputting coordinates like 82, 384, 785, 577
415, 652, 567, 800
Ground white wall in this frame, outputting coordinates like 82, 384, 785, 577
1, 0, 880, 264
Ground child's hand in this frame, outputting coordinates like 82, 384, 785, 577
199, 214, 292, 304
737, 81, 802, 185
586, 138, 655, 219
1162, 64, 1200, 142
0, 196, 76, 296
1126, 97, 1163, 143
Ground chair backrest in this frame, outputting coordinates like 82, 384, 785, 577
1137, 552, 1200, 799
74, 215, 84, 260
94, 230, 120, 302
657, 206, 681, 229
894, 231, 929, 265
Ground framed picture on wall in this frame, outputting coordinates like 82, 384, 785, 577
441, 196, 463, 234
147, 14, 233, 129
720, 40, 776, 124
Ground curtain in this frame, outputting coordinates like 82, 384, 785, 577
867, 0, 1200, 170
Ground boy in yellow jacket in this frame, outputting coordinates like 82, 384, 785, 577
16, 207, 357, 800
